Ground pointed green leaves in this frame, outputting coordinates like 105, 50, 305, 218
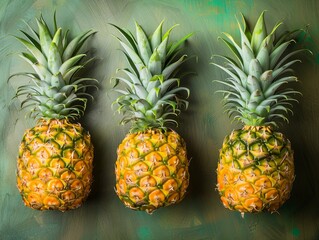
213, 11, 305, 126
12, 13, 97, 120
62, 29, 96, 61
218, 35, 243, 68
151, 20, 164, 50
251, 11, 267, 54
16, 36, 47, 67
135, 21, 152, 65
148, 49, 162, 75
52, 28, 63, 55
163, 54, 187, 79
112, 20, 191, 132
59, 54, 86, 78
167, 32, 193, 60
109, 23, 138, 52
37, 16, 52, 58
119, 39, 145, 74
48, 42, 62, 74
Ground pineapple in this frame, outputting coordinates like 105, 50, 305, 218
12, 14, 97, 211
112, 21, 192, 214
212, 12, 306, 216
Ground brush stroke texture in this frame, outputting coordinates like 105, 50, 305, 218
0, 0, 319, 239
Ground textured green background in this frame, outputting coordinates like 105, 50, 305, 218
1, 0, 318, 239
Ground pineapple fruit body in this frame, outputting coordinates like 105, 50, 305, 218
17, 119, 93, 211
217, 126, 294, 214
115, 130, 189, 214
212, 11, 306, 215
12, 14, 97, 211
112, 20, 192, 213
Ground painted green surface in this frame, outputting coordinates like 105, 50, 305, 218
0, 0, 318, 239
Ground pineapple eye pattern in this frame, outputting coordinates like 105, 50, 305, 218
213, 12, 306, 216
13, 13, 96, 211
112, 20, 192, 214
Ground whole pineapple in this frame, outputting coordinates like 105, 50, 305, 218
12, 14, 97, 211
112, 21, 192, 214
212, 12, 306, 216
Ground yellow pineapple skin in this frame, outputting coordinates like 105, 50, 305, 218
16, 119, 94, 211
115, 130, 189, 214
217, 126, 295, 214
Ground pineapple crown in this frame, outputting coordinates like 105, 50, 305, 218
212, 11, 308, 127
112, 20, 192, 132
10, 13, 97, 121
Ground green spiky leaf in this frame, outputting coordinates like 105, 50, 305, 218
10, 13, 97, 120
112, 21, 192, 132
213, 11, 307, 126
